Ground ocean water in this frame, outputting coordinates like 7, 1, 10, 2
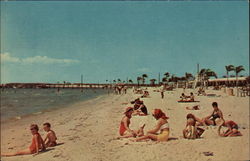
0, 88, 110, 121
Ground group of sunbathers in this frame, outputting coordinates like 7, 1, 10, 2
179, 92, 195, 102
183, 102, 242, 139
118, 100, 242, 142
1, 122, 57, 157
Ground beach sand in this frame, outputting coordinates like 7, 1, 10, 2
1, 87, 249, 161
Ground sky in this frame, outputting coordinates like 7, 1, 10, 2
0, 1, 249, 83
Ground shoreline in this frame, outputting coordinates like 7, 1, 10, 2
1, 89, 111, 123
1, 87, 249, 161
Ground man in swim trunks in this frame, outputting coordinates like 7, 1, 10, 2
202, 102, 225, 126
43, 122, 57, 147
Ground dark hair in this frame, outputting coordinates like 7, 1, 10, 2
43, 122, 51, 128
212, 102, 218, 107
186, 113, 195, 119
190, 92, 193, 95
182, 93, 185, 96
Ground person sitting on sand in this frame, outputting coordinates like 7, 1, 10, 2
202, 102, 225, 126
134, 109, 170, 142
141, 91, 149, 98
218, 120, 242, 137
188, 92, 195, 102
118, 107, 145, 139
1, 124, 46, 157
186, 105, 200, 110
198, 88, 206, 96
183, 113, 205, 139
43, 122, 57, 147
179, 93, 187, 101
131, 98, 148, 116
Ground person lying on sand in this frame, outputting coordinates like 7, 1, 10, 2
133, 109, 170, 142
1, 124, 46, 157
202, 102, 225, 126
43, 122, 57, 147
183, 113, 205, 139
118, 107, 145, 139
186, 105, 200, 110
218, 120, 242, 137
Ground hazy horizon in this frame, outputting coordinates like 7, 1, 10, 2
1, 1, 249, 84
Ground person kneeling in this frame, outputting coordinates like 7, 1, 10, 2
218, 120, 242, 137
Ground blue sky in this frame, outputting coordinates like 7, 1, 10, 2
1, 1, 249, 83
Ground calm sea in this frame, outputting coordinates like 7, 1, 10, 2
0, 88, 110, 121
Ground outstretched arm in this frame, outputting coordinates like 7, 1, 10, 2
34, 135, 39, 154
123, 117, 135, 135
218, 125, 225, 137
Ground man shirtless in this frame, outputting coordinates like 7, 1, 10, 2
43, 122, 57, 147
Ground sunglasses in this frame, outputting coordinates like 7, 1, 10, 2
30, 128, 36, 131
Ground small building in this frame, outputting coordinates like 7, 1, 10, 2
208, 77, 248, 87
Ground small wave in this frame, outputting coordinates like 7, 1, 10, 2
15, 116, 21, 120
33, 112, 43, 115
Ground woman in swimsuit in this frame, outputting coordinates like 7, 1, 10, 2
218, 120, 242, 137
118, 107, 145, 139
1, 124, 46, 157
202, 102, 225, 126
183, 113, 205, 139
134, 109, 170, 142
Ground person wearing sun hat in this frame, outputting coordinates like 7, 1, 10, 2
133, 109, 170, 142
117, 107, 145, 139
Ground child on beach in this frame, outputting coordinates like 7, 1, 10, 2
43, 122, 57, 147
183, 113, 205, 139
118, 107, 145, 139
133, 109, 170, 142
218, 120, 242, 137
202, 102, 225, 126
1, 124, 46, 157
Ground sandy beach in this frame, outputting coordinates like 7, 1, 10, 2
1, 87, 249, 161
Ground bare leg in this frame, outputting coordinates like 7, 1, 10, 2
117, 133, 135, 139
1, 148, 32, 157
228, 129, 242, 137
135, 133, 158, 142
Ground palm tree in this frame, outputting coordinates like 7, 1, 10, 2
150, 79, 157, 85
235, 65, 245, 89
113, 80, 116, 84
225, 65, 235, 87
164, 72, 170, 78
137, 77, 142, 86
142, 74, 148, 84
117, 79, 121, 83
162, 77, 167, 84
199, 69, 217, 88
128, 79, 133, 84
185, 73, 194, 88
